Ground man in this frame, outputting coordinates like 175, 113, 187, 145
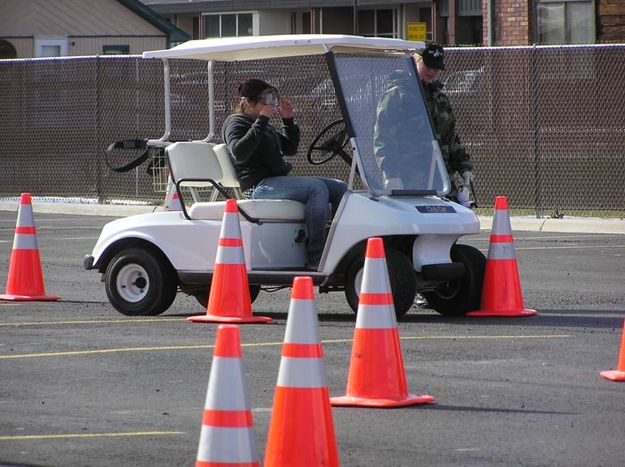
373, 69, 433, 190
415, 43, 475, 206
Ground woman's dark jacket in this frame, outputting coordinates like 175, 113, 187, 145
222, 113, 300, 191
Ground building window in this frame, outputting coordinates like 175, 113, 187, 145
202, 13, 254, 38
358, 9, 398, 38
102, 45, 130, 55
536, 0, 595, 44
34, 36, 68, 57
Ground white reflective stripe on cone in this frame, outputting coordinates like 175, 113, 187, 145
205, 357, 251, 410
13, 234, 38, 250
197, 426, 258, 463
355, 304, 397, 329
16, 207, 35, 228
492, 209, 513, 235
487, 242, 517, 260
359, 257, 391, 294
277, 357, 326, 388
221, 212, 242, 238
216, 245, 246, 265
284, 299, 321, 344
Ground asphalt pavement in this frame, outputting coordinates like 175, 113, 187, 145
0, 209, 624, 466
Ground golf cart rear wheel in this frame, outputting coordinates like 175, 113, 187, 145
105, 247, 177, 316
192, 285, 261, 309
422, 244, 486, 316
345, 249, 416, 320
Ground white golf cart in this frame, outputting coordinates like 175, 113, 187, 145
84, 34, 485, 319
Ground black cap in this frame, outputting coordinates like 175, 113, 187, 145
421, 43, 445, 70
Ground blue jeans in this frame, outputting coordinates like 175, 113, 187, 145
252, 176, 348, 263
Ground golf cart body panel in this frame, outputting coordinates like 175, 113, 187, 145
322, 193, 479, 273
91, 212, 307, 272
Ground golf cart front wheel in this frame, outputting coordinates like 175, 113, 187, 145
105, 247, 177, 316
422, 244, 486, 316
345, 249, 417, 320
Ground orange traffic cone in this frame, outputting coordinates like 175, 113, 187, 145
264, 276, 339, 467
331, 238, 434, 408
163, 172, 182, 211
600, 320, 625, 382
467, 196, 537, 317
194, 324, 260, 466
188, 199, 271, 324
0, 193, 60, 301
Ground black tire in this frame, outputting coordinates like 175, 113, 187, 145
345, 249, 417, 320
423, 244, 486, 316
104, 247, 177, 316
193, 284, 261, 309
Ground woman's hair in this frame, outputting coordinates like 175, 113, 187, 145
235, 78, 274, 112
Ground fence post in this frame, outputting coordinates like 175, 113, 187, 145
530, 44, 542, 218
95, 56, 103, 203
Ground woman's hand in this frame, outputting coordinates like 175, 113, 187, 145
259, 104, 276, 118
278, 99, 294, 119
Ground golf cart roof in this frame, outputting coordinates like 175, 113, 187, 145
143, 34, 422, 61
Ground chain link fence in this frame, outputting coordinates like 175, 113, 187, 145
445, 44, 625, 215
1, 45, 624, 214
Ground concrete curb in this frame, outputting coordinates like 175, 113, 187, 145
477, 215, 625, 235
0, 201, 158, 217
0, 201, 623, 235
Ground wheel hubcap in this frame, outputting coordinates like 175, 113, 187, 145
354, 268, 364, 300
116, 263, 150, 303
435, 280, 461, 300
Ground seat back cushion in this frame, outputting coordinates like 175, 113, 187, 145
213, 143, 240, 188
166, 142, 222, 188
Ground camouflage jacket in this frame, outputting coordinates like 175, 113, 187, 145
422, 80, 473, 177
373, 72, 431, 179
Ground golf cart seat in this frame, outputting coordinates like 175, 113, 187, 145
166, 141, 305, 222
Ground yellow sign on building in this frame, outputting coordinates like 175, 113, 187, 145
407, 22, 427, 42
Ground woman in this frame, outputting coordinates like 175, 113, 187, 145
222, 78, 348, 269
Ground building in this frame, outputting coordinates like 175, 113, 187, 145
487, 0, 625, 46
141, 1, 450, 43
1, 0, 622, 57
141, 0, 624, 46
0, 0, 189, 59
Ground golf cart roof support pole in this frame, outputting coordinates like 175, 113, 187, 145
147, 58, 171, 146
347, 137, 359, 190
324, 49, 362, 191
202, 60, 215, 143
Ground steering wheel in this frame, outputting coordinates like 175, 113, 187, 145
306, 119, 352, 166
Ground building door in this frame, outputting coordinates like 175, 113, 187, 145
419, 8, 433, 41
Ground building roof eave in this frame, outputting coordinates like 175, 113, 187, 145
116, 0, 190, 43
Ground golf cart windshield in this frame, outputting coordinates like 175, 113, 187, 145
332, 54, 449, 196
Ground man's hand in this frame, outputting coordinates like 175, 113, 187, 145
462, 170, 474, 187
